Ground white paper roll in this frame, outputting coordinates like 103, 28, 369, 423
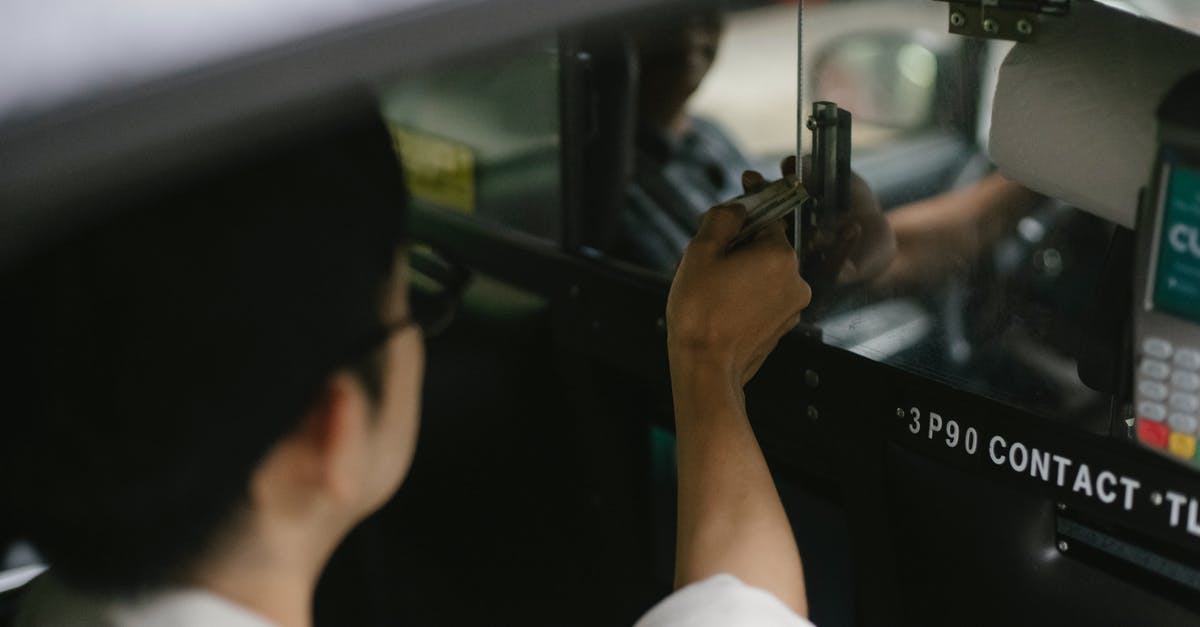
989, 1, 1200, 228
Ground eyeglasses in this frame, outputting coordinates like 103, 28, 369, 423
341, 245, 466, 373
407, 288, 458, 339
408, 246, 469, 339
366, 278, 458, 338
344, 274, 462, 365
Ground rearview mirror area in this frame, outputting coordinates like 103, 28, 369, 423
813, 31, 952, 134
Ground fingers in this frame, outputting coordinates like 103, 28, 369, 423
796, 277, 813, 310
753, 217, 792, 241
830, 222, 863, 283
753, 217, 791, 247
779, 279, 812, 340
741, 284, 809, 386
846, 211, 896, 282
837, 258, 861, 285
742, 170, 767, 194
693, 203, 748, 253
763, 281, 811, 370
847, 169, 882, 217
780, 155, 797, 177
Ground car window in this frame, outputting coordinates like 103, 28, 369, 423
594, 0, 1124, 432
690, 0, 955, 167
379, 38, 561, 243
372, 0, 1184, 440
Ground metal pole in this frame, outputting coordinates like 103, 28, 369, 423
795, 0, 805, 256
796, 0, 805, 179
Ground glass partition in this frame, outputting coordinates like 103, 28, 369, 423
379, 39, 562, 242
599, 0, 1121, 430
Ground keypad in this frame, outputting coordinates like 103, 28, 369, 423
1172, 371, 1200, 391
1136, 336, 1200, 468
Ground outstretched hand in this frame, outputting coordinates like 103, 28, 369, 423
666, 202, 811, 389
665, 194, 812, 617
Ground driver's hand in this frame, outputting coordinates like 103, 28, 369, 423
745, 157, 896, 285
667, 204, 812, 388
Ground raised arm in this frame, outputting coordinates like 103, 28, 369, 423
665, 203, 812, 616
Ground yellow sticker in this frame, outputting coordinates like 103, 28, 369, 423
1169, 432, 1197, 460
387, 124, 475, 214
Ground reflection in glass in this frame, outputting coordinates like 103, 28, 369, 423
819, 186, 1115, 432
379, 40, 561, 241
612, 9, 752, 272
813, 33, 939, 131
603, 0, 1118, 433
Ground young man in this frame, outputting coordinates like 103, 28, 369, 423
4, 103, 419, 626
2, 100, 815, 625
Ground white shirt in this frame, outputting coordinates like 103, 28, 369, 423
17, 572, 811, 626
15, 574, 274, 627
636, 574, 815, 627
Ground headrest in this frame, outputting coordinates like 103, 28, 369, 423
989, 1, 1200, 228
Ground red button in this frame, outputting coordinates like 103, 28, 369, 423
1138, 418, 1170, 449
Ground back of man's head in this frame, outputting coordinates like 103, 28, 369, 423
0, 100, 407, 593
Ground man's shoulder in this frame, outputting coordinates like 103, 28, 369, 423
15, 573, 275, 627
634, 575, 815, 627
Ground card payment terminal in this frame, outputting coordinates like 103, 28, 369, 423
1134, 71, 1200, 466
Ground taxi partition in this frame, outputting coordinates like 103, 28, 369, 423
389, 0, 1200, 624
4, 0, 1200, 626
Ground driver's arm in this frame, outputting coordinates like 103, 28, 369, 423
874, 171, 1043, 288
666, 203, 812, 615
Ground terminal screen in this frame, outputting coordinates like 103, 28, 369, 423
1154, 162, 1200, 323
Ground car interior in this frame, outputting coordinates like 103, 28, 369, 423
4, 1, 1200, 626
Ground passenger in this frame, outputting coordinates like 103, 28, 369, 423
1, 102, 814, 625
3, 105, 417, 627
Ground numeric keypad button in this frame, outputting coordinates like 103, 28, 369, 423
1139, 380, 1169, 402
1170, 413, 1199, 434
1175, 349, 1200, 371
1144, 337, 1174, 360
1170, 392, 1200, 414
1173, 371, 1200, 392
1141, 359, 1171, 380
1138, 401, 1168, 422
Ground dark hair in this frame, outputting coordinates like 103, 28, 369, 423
0, 100, 407, 593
